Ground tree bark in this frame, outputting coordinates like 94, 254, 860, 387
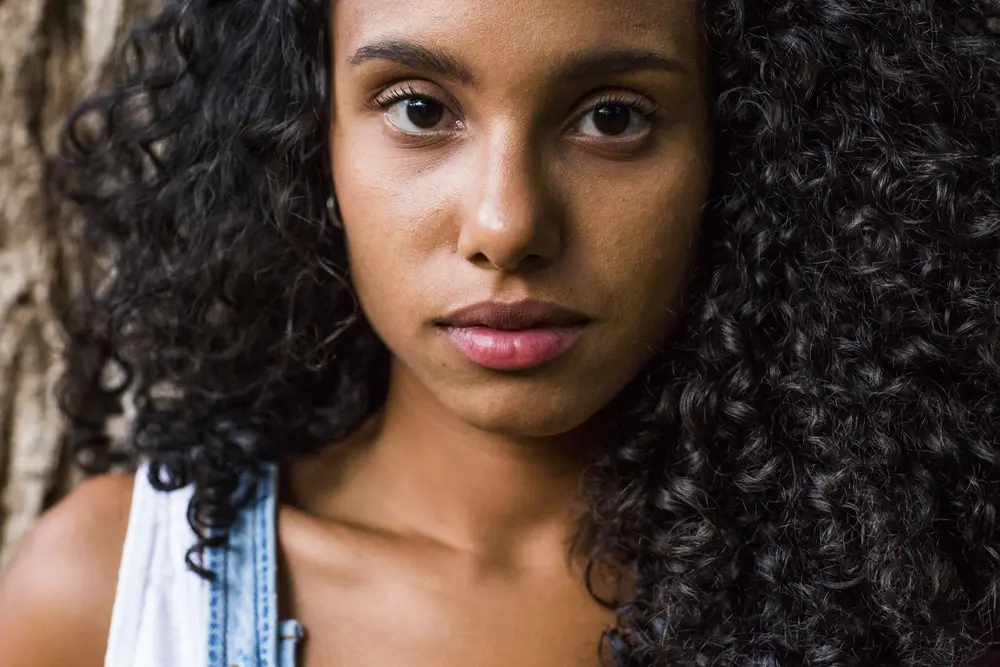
0, 0, 155, 564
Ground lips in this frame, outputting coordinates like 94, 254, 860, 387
437, 300, 591, 330
436, 300, 591, 371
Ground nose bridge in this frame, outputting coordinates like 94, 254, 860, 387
458, 123, 559, 270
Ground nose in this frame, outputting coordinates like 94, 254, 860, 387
457, 129, 562, 272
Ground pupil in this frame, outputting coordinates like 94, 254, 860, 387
407, 98, 444, 128
593, 104, 631, 136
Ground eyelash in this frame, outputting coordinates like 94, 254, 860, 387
586, 91, 661, 120
367, 85, 662, 127
368, 83, 431, 111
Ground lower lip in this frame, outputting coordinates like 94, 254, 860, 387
441, 325, 585, 370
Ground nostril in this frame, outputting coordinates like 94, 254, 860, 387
468, 250, 550, 272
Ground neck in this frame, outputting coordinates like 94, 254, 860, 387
289, 361, 603, 565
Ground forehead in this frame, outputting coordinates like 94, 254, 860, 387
332, 0, 702, 67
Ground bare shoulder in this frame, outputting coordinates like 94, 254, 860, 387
0, 472, 135, 667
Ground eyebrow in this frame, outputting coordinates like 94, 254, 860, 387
348, 38, 685, 86
349, 39, 475, 84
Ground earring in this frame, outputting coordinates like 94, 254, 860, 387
326, 196, 343, 230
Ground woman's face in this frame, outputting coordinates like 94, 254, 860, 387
330, 0, 711, 437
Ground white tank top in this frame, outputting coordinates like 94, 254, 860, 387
103, 465, 209, 667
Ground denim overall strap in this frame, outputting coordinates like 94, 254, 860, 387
206, 463, 280, 667
279, 619, 306, 667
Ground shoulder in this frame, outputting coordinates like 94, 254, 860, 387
0, 472, 135, 667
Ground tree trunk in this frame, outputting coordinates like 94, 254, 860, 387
0, 0, 155, 564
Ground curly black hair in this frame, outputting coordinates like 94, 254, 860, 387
55, 0, 1000, 664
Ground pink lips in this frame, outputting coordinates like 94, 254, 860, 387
443, 326, 585, 370
436, 300, 590, 371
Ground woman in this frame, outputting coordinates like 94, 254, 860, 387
1, 0, 999, 665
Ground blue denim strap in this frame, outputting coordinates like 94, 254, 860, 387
206, 463, 280, 667
278, 619, 306, 667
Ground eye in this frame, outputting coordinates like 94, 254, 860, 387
574, 93, 659, 139
372, 85, 456, 134
387, 97, 449, 132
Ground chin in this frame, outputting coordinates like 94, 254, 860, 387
436, 382, 610, 438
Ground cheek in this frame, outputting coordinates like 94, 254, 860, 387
330, 139, 452, 346
332, 146, 402, 328
331, 123, 462, 253
576, 166, 707, 340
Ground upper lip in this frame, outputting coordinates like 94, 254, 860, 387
437, 299, 592, 330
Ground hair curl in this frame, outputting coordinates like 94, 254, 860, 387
56, 0, 1000, 664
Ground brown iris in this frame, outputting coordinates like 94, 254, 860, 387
405, 98, 445, 129
591, 104, 632, 136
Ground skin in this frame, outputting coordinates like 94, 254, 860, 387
0, 0, 709, 665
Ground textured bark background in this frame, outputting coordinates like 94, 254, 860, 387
0, 0, 156, 564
